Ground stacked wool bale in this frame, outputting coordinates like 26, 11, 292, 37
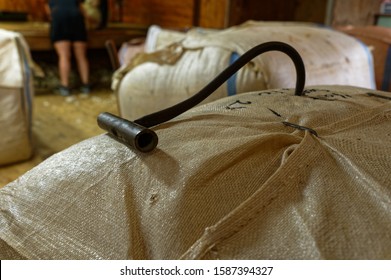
339, 25, 391, 92
114, 21, 375, 120
0, 29, 34, 165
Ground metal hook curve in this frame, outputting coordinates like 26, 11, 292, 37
98, 41, 306, 152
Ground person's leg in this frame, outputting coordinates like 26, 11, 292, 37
54, 41, 72, 88
73, 41, 90, 87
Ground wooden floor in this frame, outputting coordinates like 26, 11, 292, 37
0, 87, 119, 188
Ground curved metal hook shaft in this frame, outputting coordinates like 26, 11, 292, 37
98, 41, 306, 152
134, 41, 306, 128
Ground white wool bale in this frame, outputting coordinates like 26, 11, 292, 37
0, 30, 34, 165
338, 25, 391, 91
114, 21, 375, 120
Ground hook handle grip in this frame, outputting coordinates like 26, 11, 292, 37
97, 112, 158, 152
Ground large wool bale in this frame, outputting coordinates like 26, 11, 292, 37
338, 25, 391, 92
114, 21, 375, 120
0, 85, 390, 260
0, 29, 34, 166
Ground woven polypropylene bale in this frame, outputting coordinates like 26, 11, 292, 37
0, 30, 34, 165
0, 85, 390, 260
115, 21, 375, 120
338, 25, 391, 92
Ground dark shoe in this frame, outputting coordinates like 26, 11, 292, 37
80, 84, 91, 94
56, 85, 71, 96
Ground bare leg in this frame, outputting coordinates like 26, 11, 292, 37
54, 41, 72, 87
73, 41, 89, 85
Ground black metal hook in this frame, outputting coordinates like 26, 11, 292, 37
98, 41, 306, 152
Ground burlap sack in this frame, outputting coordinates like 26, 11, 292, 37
338, 25, 391, 92
114, 21, 375, 120
0, 29, 34, 166
0, 85, 390, 260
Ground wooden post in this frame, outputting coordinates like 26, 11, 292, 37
198, 0, 231, 28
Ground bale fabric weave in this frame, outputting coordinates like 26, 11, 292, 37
0, 85, 390, 259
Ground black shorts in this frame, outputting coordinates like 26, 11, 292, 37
50, 8, 87, 43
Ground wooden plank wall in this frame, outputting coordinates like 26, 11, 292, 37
113, 0, 229, 28
121, 0, 195, 28
229, 0, 298, 24
119, 0, 327, 28
0, 0, 49, 21
197, 0, 230, 28
294, 0, 329, 24
0, 0, 28, 12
